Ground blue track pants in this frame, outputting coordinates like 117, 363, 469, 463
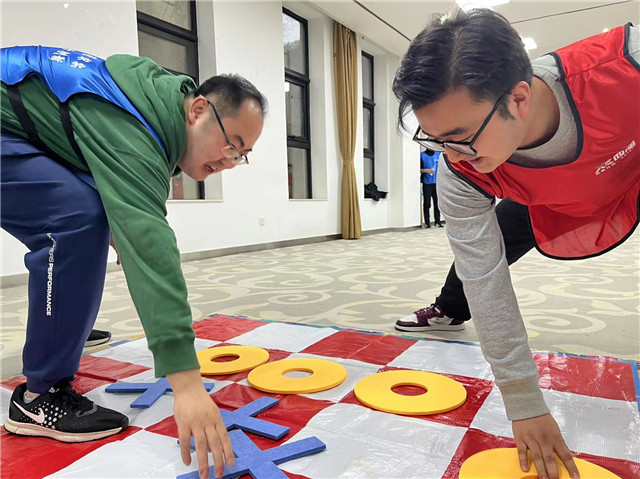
1, 132, 110, 393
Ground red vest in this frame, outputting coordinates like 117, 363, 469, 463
449, 24, 640, 259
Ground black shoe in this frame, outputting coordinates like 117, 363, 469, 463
435, 222, 444, 228
85, 329, 111, 348
425, 223, 431, 228
4, 380, 128, 442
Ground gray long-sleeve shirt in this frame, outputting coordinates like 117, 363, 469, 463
437, 25, 640, 421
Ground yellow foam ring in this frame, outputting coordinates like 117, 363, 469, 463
197, 345, 269, 375
353, 370, 467, 415
247, 358, 347, 394
459, 448, 621, 479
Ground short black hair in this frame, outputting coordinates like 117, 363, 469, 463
194, 74, 268, 118
393, 8, 532, 131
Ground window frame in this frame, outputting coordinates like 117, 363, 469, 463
362, 51, 375, 186
283, 7, 312, 199
136, 1, 205, 199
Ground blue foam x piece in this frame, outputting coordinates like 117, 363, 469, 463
176, 429, 326, 479
179, 397, 290, 449
220, 396, 289, 440
105, 378, 215, 408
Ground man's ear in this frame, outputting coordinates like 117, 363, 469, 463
187, 96, 209, 124
510, 81, 532, 120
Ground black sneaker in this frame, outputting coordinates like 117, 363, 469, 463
85, 329, 111, 348
4, 380, 128, 442
395, 303, 466, 332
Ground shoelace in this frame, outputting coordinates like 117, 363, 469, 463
417, 304, 440, 315
52, 381, 95, 414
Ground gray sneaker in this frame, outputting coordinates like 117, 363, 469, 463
395, 303, 466, 332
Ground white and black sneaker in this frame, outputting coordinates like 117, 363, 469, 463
4, 380, 128, 442
395, 303, 466, 332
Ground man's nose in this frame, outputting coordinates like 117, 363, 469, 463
220, 157, 236, 170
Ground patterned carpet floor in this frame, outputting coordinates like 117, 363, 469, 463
2, 227, 639, 378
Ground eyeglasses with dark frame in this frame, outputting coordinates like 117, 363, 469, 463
203, 97, 249, 166
413, 91, 510, 156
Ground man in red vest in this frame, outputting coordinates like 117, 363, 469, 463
393, 9, 639, 479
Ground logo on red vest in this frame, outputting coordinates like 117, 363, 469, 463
595, 140, 636, 175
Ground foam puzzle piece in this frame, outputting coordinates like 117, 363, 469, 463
180, 397, 290, 448
248, 358, 347, 394
176, 429, 326, 479
459, 448, 621, 478
220, 396, 289, 440
105, 378, 215, 408
354, 369, 467, 415
198, 345, 270, 375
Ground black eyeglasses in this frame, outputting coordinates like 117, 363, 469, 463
413, 91, 509, 156
204, 97, 249, 166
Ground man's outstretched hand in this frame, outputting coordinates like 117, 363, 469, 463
513, 413, 580, 479
168, 369, 234, 479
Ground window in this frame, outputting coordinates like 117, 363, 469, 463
362, 52, 375, 187
283, 9, 311, 199
136, 1, 204, 200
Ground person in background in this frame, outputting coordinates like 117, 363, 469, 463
420, 148, 444, 228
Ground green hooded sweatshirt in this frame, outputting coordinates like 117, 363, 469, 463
1, 54, 200, 377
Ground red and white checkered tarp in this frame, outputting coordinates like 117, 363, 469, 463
2, 314, 639, 478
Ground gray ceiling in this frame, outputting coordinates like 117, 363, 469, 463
309, 0, 640, 57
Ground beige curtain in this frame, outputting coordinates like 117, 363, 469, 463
333, 22, 362, 239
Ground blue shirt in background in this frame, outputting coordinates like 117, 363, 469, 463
420, 150, 440, 184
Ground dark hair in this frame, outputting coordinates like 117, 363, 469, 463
393, 8, 532, 131
194, 74, 268, 118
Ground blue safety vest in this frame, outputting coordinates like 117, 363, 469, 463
1, 45, 166, 159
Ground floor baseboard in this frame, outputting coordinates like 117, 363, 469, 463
0, 226, 420, 288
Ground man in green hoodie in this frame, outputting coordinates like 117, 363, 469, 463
1, 46, 266, 479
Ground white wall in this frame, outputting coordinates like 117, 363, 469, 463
1, 0, 139, 276
1, 0, 420, 278
1, 1, 139, 57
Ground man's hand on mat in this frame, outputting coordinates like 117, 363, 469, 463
168, 369, 234, 479
512, 413, 580, 479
